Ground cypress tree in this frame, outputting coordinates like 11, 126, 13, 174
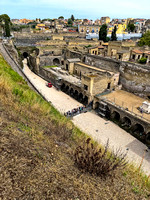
99, 24, 107, 42
4, 19, 11, 37
71, 15, 75, 22
111, 25, 117, 41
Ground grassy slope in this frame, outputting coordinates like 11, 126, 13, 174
0, 54, 150, 200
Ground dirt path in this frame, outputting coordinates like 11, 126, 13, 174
23, 60, 150, 176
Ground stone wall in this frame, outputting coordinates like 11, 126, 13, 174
85, 54, 120, 72
36, 40, 66, 46
39, 55, 63, 67
66, 50, 83, 60
68, 39, 99, 47
119, 62, 150, 98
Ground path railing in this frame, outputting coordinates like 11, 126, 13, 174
101, 96, 150, 124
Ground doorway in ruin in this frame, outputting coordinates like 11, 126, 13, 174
53, 58, 60, 66
132, 123, 144, 137
83, 96, 88, 105
83, 57, 86, 63
80, 72, 82, 80
105, 107, 111, 119
107, 82, 111, 90
132, 54, 135, 60
146, 132, 150, 145
111, 111, 120, 123
65, 85, 69, 94
61, 83, 66, 91
23, 52, 29, 58
74, 90, 79, 100
95, 102, 100, 112
70, 88, 74, 96
66, 64, 69, 71
119, 54, 122, 60
78, 93, 83, 103
121, 117, 131, 130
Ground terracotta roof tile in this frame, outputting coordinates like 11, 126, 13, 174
132, 49, 143, 54
144, 51, 150, 55
98, 45, 104, 49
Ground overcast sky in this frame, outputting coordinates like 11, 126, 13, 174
0, 0, 150, 20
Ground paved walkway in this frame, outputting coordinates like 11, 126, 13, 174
23, 59, 150, 176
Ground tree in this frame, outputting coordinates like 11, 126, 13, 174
58, 16, 64, 19
0, 14, 11, 37
138, 31, 150, 47
71, 15, 75, 22
127, 23, 135, 32
111, 25, 117, 41
67, 18, 73, 27
99, 24, 108, 42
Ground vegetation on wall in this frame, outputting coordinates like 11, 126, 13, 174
138, 57, 147, 64
43, 65, 57, 68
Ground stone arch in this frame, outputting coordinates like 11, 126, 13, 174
65, 85, 69, 93
53, 58, 60, 65
132, 123, 144, 136
83, 56, 86, 63
61, 83, 66, 91
83, 96, 88, 105
23, 52, 29, 58
146, 132, 150, 145
111, 111, 120, 122
79, 93, 83, 102
70, 88, 74, 96
74, 90, 79, 99
105, 106, 111, 119
95, 102, 100, 111
121, 117, 132, 128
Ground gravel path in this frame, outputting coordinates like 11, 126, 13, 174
23, 60, 150, 176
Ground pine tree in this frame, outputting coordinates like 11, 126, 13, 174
0, 14, 11, 37
67, 18, 73, 26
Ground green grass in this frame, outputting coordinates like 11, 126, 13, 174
42, 65, 58, 68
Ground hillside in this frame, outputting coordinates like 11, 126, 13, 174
0, 53, 150, 199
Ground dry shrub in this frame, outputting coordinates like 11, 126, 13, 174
74, 138, 128, 177
0, 79, 10, 96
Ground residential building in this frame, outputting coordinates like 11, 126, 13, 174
100, 17, 110, 25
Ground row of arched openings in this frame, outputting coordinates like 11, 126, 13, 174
61, 83, 88, 105
94, 102, 150, 145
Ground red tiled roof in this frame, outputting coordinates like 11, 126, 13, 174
98, 45, 104, 49
132, 49, 143, 54
144, 51, 150, 55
